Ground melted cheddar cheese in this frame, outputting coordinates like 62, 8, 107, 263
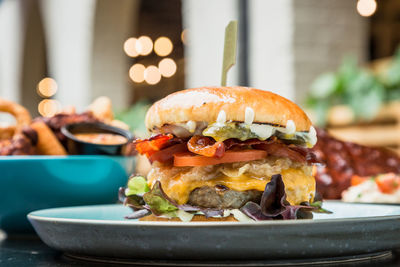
148, 168, 315, 205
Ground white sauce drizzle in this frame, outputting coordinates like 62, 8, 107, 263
244, 107, 255, 125
216, 110, 227, 125
186, 120, 196, 133
285, 120, 296, 135
308, 126, 317, 146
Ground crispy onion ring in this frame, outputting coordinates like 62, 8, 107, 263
0, 125, 16, 140
0, 98, 31, 139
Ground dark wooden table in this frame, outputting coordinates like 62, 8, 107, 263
2, 233, 400, 266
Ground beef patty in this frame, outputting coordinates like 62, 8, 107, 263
188, 185, 262, 209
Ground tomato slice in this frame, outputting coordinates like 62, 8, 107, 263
375, 173, 400, 194
174, 149, 267, 167
351, 175, 369, 186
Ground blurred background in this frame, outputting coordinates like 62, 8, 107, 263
0, 0, 399, 150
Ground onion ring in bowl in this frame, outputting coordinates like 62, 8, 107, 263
0, 98, 31, 139
0, 124, 16, 140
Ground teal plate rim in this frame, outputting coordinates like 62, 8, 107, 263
27, 201, 400, 227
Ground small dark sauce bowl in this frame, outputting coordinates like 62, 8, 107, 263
61, 122, 133, 155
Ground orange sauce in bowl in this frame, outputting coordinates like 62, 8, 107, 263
74, 133, 128, 145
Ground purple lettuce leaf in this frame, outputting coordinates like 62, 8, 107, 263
240, 174, 320, 220
119, 186, 150, 220
125, 209, 151, 219
119, 187, 147, 210
240, 202, 273, 220
280, 205, 316, 219
179, 204, 224, 218
260, 174, 289, 216
125, 195, 147, 210
118, 187, 127, 203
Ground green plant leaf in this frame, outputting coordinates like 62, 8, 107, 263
309, 72, 339, 98
313, 100, 330, 126
115, 101, 151, 137
338, 56, 358, 87
304, 51, 396, 124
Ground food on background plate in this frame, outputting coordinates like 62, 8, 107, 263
342, 173, 400, 203
30, 121, 68, 155
0, 127, 37, 155
61, 122, 133, 155
120, 86, 330, 222
0, 97, 32, 139
0, 124, 17, 140
36, 96, 130, 146
73, 133, 128, 145
312, 128, 400, 199
87, 96, 129, 130
87, 96, 114, 122
0, 96, 134, 156
0, 98, 37, 155
35, 112, 99, 147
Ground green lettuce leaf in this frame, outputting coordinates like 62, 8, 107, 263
143, 181, 178, 216
126, 175, 150, 196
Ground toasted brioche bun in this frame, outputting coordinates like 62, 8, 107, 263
145, 87, 312, 132
139, 214, 238, 222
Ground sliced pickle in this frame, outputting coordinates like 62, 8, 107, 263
202, 123, 258, 142
203, 121, 309, 146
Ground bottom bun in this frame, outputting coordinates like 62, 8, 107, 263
139, 214, 238, 222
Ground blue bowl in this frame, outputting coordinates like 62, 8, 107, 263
0, 155, 135, 233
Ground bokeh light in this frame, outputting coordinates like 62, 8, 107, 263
129, 64, 146, 83
38, 99, 61, 117
154, 37, 173, 57
136, 36, 153, 56
158, 58, 177, 78
181, 29, 188, 45
123, 38, 139, 57
144, 65, 161, 85
37, 77, 58, 98
357, 0, 377, 17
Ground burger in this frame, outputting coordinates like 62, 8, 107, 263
119, 87, 329, 221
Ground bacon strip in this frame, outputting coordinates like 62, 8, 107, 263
289, 145, 319, 164
133, 134, 173, 156
224, 137, 277, 150
187, 136, 225, 158
133, 134, 318, 165
149, 143, 188, 163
